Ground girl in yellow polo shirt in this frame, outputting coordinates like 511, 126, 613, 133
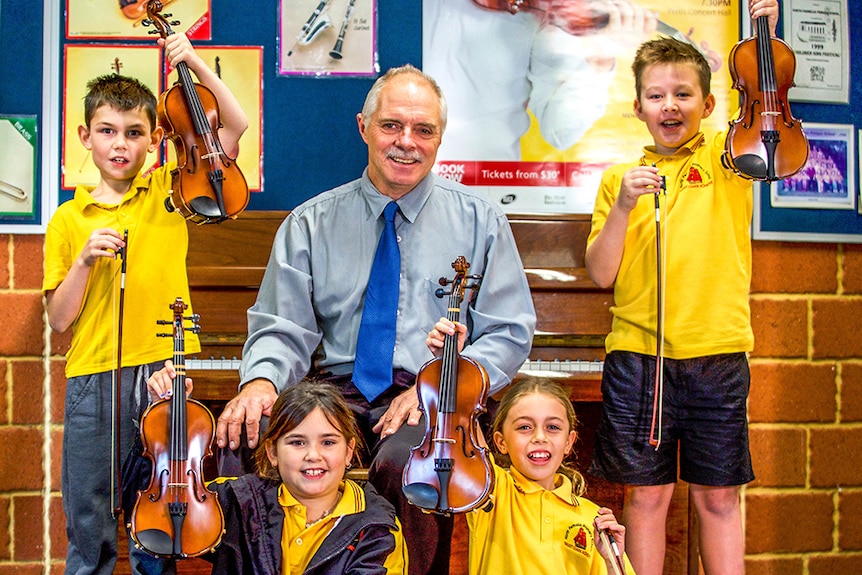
467, 378, 635, 575
208, 379, 408, 574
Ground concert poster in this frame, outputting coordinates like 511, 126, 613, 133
279, 0, 378, 77
165, 46, 265, 191
61, 45, 162, 190
423, 0, 742, 214
66, 0, 211, 41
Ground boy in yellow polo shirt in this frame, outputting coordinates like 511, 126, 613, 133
585, 1, 780, 574
43, 32, 247, 575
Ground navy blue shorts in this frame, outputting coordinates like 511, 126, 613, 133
589, 351, 755, 487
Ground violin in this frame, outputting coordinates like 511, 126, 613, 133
144, 1, 249, 224
724, 14, 808, 181
472, 0, 609, 35
402, 257, 494, 514
129, 298, 224, 558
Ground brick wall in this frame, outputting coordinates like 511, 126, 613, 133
1, 234, 860, 573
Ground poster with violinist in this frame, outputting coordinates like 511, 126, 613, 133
66, 0, 211, 41
62, 45, 162, 191
279, 0, 378, 76
423, 0, 742, 214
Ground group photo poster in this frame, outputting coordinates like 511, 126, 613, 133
66, 0, 212, 41
423, 0, 742, 214
279, 0, 378, 77
770, 123, 855, 210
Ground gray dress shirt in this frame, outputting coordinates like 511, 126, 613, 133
240, 170, 536, 396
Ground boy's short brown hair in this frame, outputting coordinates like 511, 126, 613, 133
632, 37, 711, 100
84, 74, 158, 129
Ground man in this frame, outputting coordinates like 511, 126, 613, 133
216, 64, 536, 575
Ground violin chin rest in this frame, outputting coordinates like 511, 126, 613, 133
731, 153, 768, 180
402, 482, 440, 510
133, 528, 175, 557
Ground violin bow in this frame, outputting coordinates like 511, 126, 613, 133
110, 229, 129, 518
648, 169, 666, 450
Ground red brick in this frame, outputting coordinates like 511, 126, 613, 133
0, 362, 7, 426
0, 565, 42, 575
808, 553, 862, 575
0, 497, 9, 560
0, 428, 42, 491
12, 235, 45, 290
0, 293, 44, 355
751, 241, 837, 294
750, 298, 808, 358
50, 429, 63, 491
49, 495, 66, 561
748, 426, 806, 487
839, 490, 862, 550
811, 427, 862, 487
749, 362, 836, 423
813, 299, 862, 358
744, 556, 803, 575
0, 235, 9, 288
745, 491, 833, 553
840, 364, 862, 422
49, 329, 71, 358
50, 361, 66, 425
842, 243, 862, 294
11, 360, 44, 425
12, 495, 43, 561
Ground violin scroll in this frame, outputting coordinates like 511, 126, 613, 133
143, 1, 249, 224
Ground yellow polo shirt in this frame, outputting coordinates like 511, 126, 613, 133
278, 479, 406, 575
43, 163, 199, 377
467, 464, 634, 574
588, 132, 754, 358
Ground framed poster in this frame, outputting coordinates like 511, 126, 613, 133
66, 0, 212, 41
279, 0, 378, 77
783, 0, 849, 104
0, 115, 39, 231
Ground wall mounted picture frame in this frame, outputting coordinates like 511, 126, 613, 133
0, 115, 39, 232
770, 123, 854, 210
783, 0, 849, 104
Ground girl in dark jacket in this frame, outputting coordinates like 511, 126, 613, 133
209, 379, 408, 574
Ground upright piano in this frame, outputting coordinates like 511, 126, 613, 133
185, 211, 610, 404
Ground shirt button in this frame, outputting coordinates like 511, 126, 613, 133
544, 517, 551, 524
396, 235, 402, 243
296, 538, 303, 545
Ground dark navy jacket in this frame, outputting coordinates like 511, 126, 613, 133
209, 475, 406, 574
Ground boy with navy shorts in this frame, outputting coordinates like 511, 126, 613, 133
585, 2, 780, 574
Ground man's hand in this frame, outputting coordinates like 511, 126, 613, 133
371, 386, 423, 439
216, 379, 278, 450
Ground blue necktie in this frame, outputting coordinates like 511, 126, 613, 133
353, 201, 400, 401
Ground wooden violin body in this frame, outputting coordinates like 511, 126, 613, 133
724, 17, 808, 181
402, 257, 494, 515
145, 0, 248, 224
129, 298, 224, 558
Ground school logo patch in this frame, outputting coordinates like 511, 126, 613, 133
684, 162, 712, 189
564, 523, 592, 558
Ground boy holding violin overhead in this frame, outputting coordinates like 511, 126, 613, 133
43, 31, 247, 575
584, 1, 779, 574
